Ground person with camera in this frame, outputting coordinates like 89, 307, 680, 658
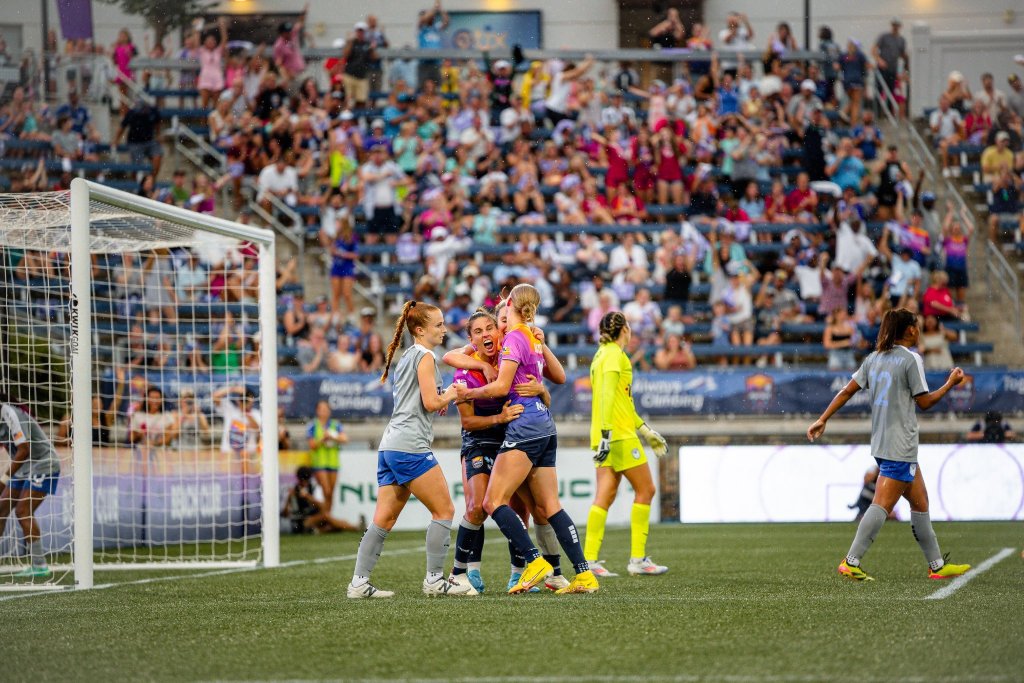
282, 466, 362, 535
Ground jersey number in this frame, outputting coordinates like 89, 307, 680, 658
869, 370, 892, 407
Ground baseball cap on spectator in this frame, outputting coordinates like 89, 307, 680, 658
890, 16, 902, 25
800, 79, 816, 92
494, 59, 512, 70
949, 71, 964, 83
371, 118, 385, 130
354, 21, 369, 31
725, 261, 743, 277
464, 264, 480, 278
398, 93, 414, 103
441, 172, 455, 184
338, 109, 355, 121
921, 191, 936, 202
360, 306, 377, 318
996, 131, 1010, 142
454, 283, 471, 297
431, 227, 450, 239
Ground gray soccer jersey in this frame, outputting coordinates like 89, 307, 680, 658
378, 344, 442, 454
0, 404, 60, 478
851, 346, 928, 462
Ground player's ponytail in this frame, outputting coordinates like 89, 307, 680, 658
599, 311, 628, 345
380, 300, 440, 383
381, 301, 416, 384
508, 283, 539, 324
875, 307, 917, 352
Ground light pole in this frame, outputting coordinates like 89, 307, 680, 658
804, 0, 811, 50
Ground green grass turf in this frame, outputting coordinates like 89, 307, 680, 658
3, 522, 1023, 682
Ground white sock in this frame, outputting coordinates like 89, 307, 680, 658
468, 561, 481, 571
350, 575, 369, 588
426, 571, 444, 583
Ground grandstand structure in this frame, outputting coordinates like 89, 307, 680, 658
0, 13, 1021, 437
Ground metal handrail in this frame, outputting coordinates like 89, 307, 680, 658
873, 69, 1022, 338
169, 117, 226, 179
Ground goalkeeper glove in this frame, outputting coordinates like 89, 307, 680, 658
639, 423, 668, 458
593, 430, 611, 464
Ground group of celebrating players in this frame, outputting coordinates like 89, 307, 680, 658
345, 287, 974, 598
346, 282, 669, 598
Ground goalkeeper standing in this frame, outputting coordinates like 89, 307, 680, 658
584, 312, 669, 577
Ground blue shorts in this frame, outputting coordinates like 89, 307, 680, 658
499, 433, 557, 468
874, 458, 917, 483
377, 450, 438, 487
330, 261, 355, 279
9, 472, 60, 495
461, 441, 499, 480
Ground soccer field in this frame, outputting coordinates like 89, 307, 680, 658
4, 522, 1022, 682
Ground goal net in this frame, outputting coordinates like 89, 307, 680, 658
0, 179, 279, 591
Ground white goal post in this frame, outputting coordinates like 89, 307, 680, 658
0, 178, 279, 590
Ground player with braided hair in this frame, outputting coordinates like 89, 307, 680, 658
347, 300, 476, 598
583, 311, 670, 577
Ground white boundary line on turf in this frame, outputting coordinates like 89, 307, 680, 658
0, 544, 428, 604
924, 547, 1016, 601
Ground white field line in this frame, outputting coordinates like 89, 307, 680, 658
924, 547, 1016, 600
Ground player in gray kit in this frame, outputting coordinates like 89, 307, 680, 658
0, 399, 62, 578
347, 300, 476, 598
808, 308, 972, 581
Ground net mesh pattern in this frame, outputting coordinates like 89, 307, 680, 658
0, 191, 265, 588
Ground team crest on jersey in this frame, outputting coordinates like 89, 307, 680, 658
472, 457, 483, 469
632, 448, 641, 460
501, 346, 511, 356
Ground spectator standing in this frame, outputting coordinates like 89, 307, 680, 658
975, 73, 1008, 120
544, 56, 595, 126
1007, 74, 1024, 119
129, 386, 178, 448
824, 308, 858, 371
256, 154, 299, 213
649, 8, 685, 49
873, 17, 908, 103
176, 389, 211, 449
360, 145, 406, 245
839, 39, 869, 124
818, 26, 842, 105
114, 97, 162, 177
654, 334, 697, 371
212, 386, 261, 460
888, 247, 922, 308
197, 18, 228, 109
941, 202, 973, 301
717, 11, 755, 71
343, 22, 378, 109
273, 5, 309, 84
328, 215, 358, 324
365, 15, 389, 94
111, 29, 138, 115
417, 0, 450, 87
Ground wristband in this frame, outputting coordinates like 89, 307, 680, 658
0, 472, 9, 486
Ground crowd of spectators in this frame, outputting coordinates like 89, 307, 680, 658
1, 5, 1015, 383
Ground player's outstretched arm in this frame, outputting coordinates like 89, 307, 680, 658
808, 379, 862, 441
915, 367, 964, 412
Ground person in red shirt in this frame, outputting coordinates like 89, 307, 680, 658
921, 270, 964, 321
764, 179, 794, 223
784, 172, 818, 221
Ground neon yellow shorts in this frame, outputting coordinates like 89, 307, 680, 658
598, 436, 647, 472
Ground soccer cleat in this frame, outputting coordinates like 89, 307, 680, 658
466, 569, 485, 593
424, 574, 478, 596
544, 574, 570, 591
589, 560, 619, 578
14, 566, 52, 579
837, 559, 874, 581
554, 570, 600, 594
627, 557, 669, 576
508, 556, 552, 594
929, 561, 971, 580
346, 581, 395, 599
506, 572, 539, 593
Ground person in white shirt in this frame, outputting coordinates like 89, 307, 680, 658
212, 386, 261, 459
544, 55, 595, 125
622, 287, 663, 340
256, 155, 299, 212
360, 144, 406, 244
423, 226, 471, 282
600, 90, 637, 133
608, 232, 650, 282
975, 73, 1007, 120
929, 95, 963, 174
718, 11, 755, 70
129, 386, 179, 448
834, 218, 878, 273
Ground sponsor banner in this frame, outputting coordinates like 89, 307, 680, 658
443, 11, 543, 50
108, 370, 1024, 419
679, 444, 1024, 523
285, 448, 658, 532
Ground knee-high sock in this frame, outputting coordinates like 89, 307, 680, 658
491, 505, 541, 563
507, 539, 525, 571
630, 503, 651, 560
548, 509, 589, 574
469, 523, 484, 571
453, 519, 482, 575
425, 519, 453, 579
584, 505, 608, 562
30, 540, 46, 569
352, 523, 388, 582
534, 522, 563, 576
911, 511, 944, 570
846, 504, 887, 566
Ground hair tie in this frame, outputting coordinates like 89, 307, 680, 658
410, 300, 417, 308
